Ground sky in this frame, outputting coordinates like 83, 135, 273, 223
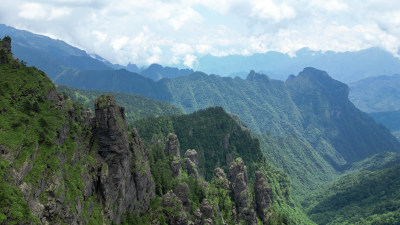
0, 0, 399, 68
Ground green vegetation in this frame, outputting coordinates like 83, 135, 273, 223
134, 107, 314, 224
59, 66, 400, 201
135, 107, 264, 181
303, 164, 400, 224
0, 36, 106, 224
57, 85, 183, 122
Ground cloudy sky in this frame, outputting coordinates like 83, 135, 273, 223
0, 0, 399, 67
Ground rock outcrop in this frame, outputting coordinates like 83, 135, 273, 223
229, 158, 256, 225
193, 199, 215, 225
254, 171, 271, 223
185, 149, 200, 178
214, 167, 230, 190
94, 95, 154, 223
0, 36, 11, 54
174, 182, 191, 211
164, 133, 182, 177
161, 191, 189, 225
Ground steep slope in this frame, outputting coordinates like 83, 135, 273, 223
196, 47, 400, 82
1, 36, 308, 224
0, 24, 112, 80
349, 74, 400, 113
32, 58, 400, 197
54, 69, 168, 101
303, 163, 400, 225
0, 37, 155, 224
56, 85, 183, 122
133, 107, 313, 224
286, 68, 400, 164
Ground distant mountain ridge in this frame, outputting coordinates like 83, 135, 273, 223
349, 74, 400, 113
49, 64, 400, 197
3, 24, 400, 84
139, 63, 194, 81
195, 47, 400, 83
2, 25, 400, 199
0, 24, 112, 80
0, 24, 194, 82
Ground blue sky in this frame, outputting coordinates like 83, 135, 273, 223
1, 0, 399, 67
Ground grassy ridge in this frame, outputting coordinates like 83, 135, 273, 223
304, 163, 400, 224
56, 85, 183, 122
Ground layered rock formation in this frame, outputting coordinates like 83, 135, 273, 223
254, 171, 271, 223
229, 158, 257, 225
94, 95, 154, 223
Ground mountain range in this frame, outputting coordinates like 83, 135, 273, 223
2, 25, 400, 225
2, 26, 400, 196
0, 39, 312, 224
195, 47, 400, 83
2, 24, 400, 84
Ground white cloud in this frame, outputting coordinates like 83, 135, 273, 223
251, 0, 296, 21
18, 3, 47, 20
111, 36, 129, 51
172, 43, 194, 55
1, 0, 400, 66
183, 54, 197, 68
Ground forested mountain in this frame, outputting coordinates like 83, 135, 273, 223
56, 85, 183, 122
51, 62, 400, 198
140, 64, 194, 81
6, 26, 396, 197
0, 36, 312, 224
0, 24, 113, 80
3, 30, 400, 224
304, 163, 400, 224
195, 48, 400, 83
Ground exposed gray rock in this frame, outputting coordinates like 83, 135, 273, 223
94, 95, 154, 223
45, 86, 66, 110
130, 128, 155, 213
254, 171, 271, 223
214, 167, 230, 190
185, 149, 198, 166
174, 182, 191, 211
0, 36, 12, 54
200, 199, 214, 219
192, 199, 215, 225
161, 191, 189, 225
229, 158, 256, 225
164, 133, 181, 178
185, 149, 200, 178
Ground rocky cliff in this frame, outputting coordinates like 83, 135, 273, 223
0, 43, 156, 224
94, 95, 154, 223
0, 37, 308, 224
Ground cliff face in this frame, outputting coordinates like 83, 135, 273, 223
0, 52, 155, 224
94, 95, 154, 223
229, 158, 257, 225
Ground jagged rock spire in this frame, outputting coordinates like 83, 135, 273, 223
164, 133, 181, 178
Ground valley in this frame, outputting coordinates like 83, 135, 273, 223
1, 24, 400, 225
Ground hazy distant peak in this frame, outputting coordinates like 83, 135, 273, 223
246, 70, 270, 81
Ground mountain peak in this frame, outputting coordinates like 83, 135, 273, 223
246, 70, 270, 81
287, 67, 350, 100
